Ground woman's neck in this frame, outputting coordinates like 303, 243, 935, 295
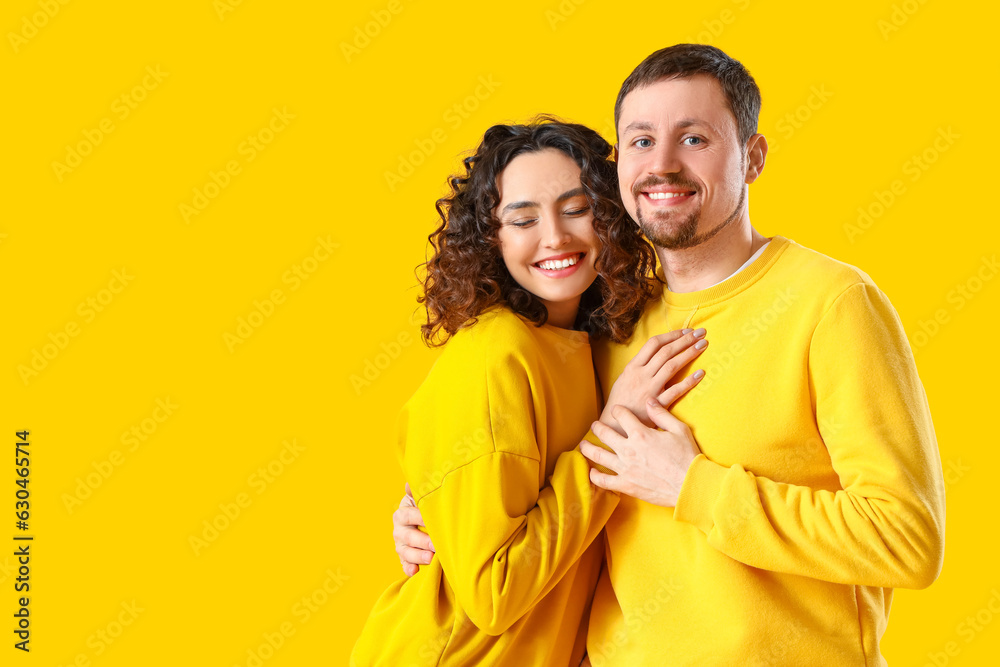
544, 297, 581, 330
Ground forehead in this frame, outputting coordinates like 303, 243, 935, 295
619, 74, 736, 137
496, 148, 582, 203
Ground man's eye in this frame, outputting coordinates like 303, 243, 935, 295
634, 138, 653, 148
683, 136, 703, 146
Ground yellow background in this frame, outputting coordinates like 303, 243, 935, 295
3, 0, 997, 664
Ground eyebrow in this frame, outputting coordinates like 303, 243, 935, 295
621, 118, 716, 135
500, 187, 587, 216
621, 120, 655, 136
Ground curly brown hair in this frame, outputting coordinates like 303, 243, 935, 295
418, 116, 658, 346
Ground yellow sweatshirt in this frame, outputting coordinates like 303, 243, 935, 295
585, 237, 946, 666
352, 307, 619, 666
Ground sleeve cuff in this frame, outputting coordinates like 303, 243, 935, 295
672, 454, 729, 534
582, 429, 616, 476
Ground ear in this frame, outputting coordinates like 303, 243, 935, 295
744, 133, 767, 184
612, 143, 619, 164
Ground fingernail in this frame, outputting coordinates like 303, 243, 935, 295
693, 369, 705, 379
424, 553, 433, 564
693, 328, 707, 338
681, 328, 693, 334
428, 539, 435, 551
695, 339, 708, 349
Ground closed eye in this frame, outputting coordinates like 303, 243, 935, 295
508, 219, 537, 228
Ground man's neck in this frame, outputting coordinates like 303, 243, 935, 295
656, 219, 768, 293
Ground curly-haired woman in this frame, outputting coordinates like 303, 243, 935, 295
351, 118, 707, 666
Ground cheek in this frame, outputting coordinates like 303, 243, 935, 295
584, 224, 602, 264
497, 233, 527, 272
585, 221, 601, 250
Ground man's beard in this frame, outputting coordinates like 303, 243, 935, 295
633, 175, 747, 250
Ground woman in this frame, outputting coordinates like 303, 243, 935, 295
352, 118, 706, 666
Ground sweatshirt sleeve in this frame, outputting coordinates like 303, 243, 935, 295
405, 336, 619, 635
673, 282, 946, 589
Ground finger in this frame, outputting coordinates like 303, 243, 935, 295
402, 562, 419, 577
393, 506, 426, 529
589, 468, 623, 493
645, 328, 706, 370
399, 545, 435, 566
394, 523, 433, 550
610, 404, 648, 438
646, 398, 687, 432
657, 369, 705, 407
590, 420, 625, 449
580, 440, 620, 473
631, 329, 687, 366
404, 482, 415, 504
650, 338, 709, 388
393, 524, 435, 552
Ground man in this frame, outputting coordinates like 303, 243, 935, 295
395, 44, 945, 665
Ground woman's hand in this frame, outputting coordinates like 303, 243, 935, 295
393, 483, 435, 576
582, 399, 702, 507
600, 328, 707, 435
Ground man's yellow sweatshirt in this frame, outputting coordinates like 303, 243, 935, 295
352, 308, 619, 666
585, 236, 946, 666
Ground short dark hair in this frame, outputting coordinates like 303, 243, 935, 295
614, 44, 761, 147
419, 116, 658, 346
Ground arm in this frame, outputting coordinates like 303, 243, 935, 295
402, 336, 617, 635
395, 329, 708, 573
588, 283, 946, 589
419, 447, 615, 635
672, 283, 945, 588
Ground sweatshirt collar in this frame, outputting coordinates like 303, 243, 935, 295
659, 236, 790, 310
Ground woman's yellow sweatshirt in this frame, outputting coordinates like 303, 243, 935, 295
352, 307, 619, 666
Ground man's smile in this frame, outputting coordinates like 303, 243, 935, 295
641, 189, 697, 207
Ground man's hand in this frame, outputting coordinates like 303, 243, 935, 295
600, 329, 707, 434
580, 399, 702, 507
392, 483, 435, 576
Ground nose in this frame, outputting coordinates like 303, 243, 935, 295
648, 141, 681, 175
541, 213, 572, 248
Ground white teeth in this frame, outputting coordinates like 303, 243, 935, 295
537, 254, 581, 271
647, 191, 690, 200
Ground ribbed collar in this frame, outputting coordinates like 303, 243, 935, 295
660, 236, 790, 310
